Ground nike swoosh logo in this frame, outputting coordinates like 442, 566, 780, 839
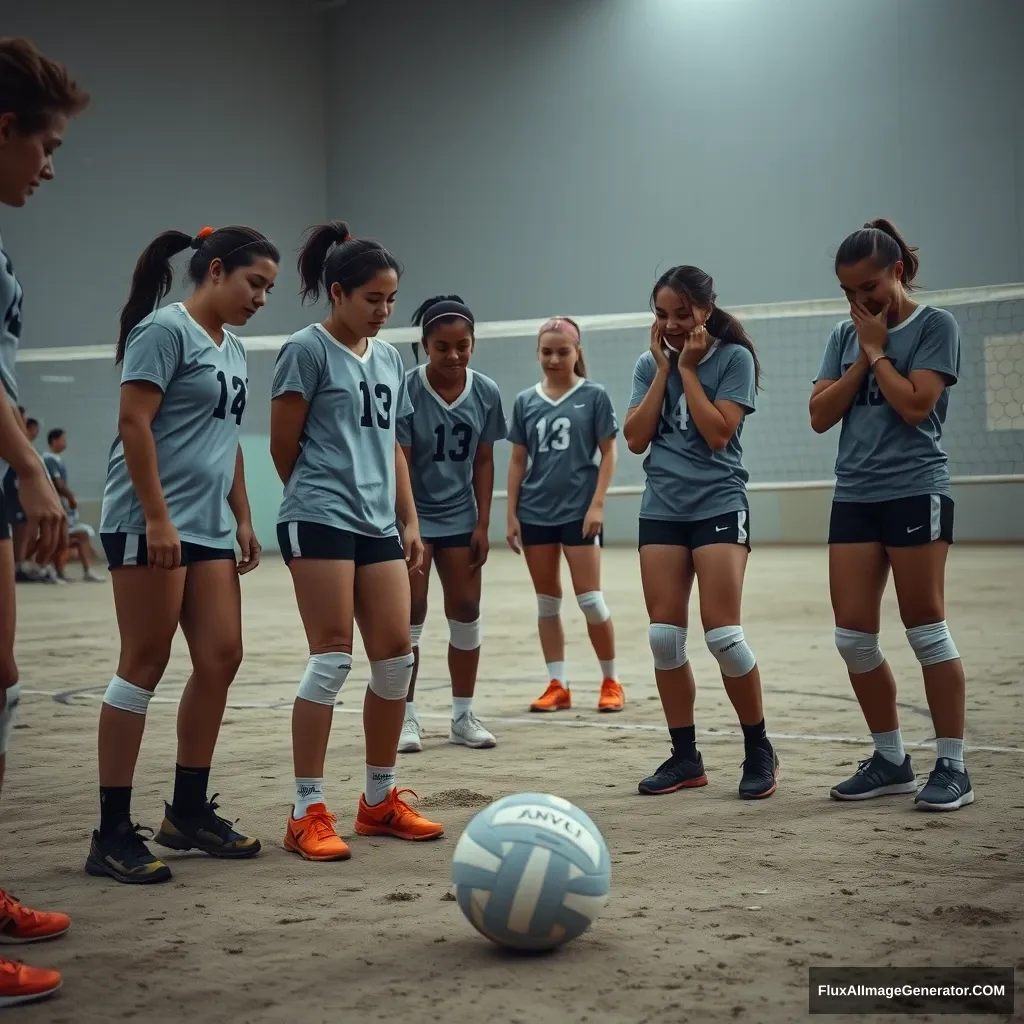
573, 404, 586, 408
715, 525, 728, 532
907, 525, 924, 533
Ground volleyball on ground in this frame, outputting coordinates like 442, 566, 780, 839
451, 792, 611, 952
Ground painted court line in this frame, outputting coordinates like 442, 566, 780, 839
21, 688, 1024, 756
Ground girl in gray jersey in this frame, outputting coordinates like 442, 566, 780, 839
88, 225, 279, 887
0, 37, 87, 1009
397, 295, 507, 755
272, 221, 443, 862
624, 266, 778, 801
811, 219, 971, 813
506, 318, 624, 715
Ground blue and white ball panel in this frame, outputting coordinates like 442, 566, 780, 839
451, 792, 611, 951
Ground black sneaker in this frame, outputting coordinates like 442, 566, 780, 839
153, 794, 261, 858
739, 743, 779, 799
830, 752, 917, 801
638, 749, 708, 795
914, 758, 975, 812
85, 821, 172, 884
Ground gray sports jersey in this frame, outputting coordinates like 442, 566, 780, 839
814, 305, 960, 503
100, 303, 247, 548
396, 366, 507, 537
629, 340, 757, 522
507, 379, 618, 526
274, 327, 412, 538
0, 233, 22, 405
0, 234, 24, 480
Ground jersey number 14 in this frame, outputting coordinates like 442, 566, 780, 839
213, 371, 247, 426
658, 395, 688, 435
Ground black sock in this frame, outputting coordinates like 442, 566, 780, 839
741, 719, 770, 751
172, 765, 210, 815
669, 725, 697, 759
99, 786, 132, 837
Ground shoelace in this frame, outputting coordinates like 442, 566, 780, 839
0, 957, 27, 975
0, 891, 38, 926
113, 822, 157, 856
925, 767, 960, 790
201, 794, 242, 838
306, 808, 340, 841
389, 788, 422, 817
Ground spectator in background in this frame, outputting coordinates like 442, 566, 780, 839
43, 428, 103, 582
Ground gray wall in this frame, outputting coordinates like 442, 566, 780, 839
325, 0, 1024, 324
2, 0, 327, 351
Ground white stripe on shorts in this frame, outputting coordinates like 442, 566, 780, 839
736, 509, 748, 546
124, 533, 141, 566
287, 521, 301, 558
929, 494, 941, 542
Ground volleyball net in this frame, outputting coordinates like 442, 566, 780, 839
15, 283, 1024, 513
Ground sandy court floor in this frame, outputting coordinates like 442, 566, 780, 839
3, 545, 1022, 1023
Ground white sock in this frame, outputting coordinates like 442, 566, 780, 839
365, 764, 396, 807
452, 695, 473, 719
935, 737, 965, 772
546, 661, 566, 688
404, 700, 417, 720
871, 729, 906, 766
599, 658, 617, 681
293, 777, 324, 818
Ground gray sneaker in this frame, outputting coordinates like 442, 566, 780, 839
914, 758, 975, 812
830, 751, 917, 801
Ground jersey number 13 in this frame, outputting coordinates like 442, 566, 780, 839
537, 416, 571, 452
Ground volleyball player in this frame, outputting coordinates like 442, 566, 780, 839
86, 225, 278, 885
273, 221, 444, 862
397, 295, 507, 753
506, 318, 623, 713
623, 266, 778, 800
1, 34, 87, 1006
811, 219, 971, 812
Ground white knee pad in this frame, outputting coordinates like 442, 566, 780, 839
102, 675, 154, 715
297, 652, 352, 706
410, 622, 424, 649
369, 653, 414, 700
576, 590, 610, 625
705, 625, 757, 678
649, 623, 688, 670
906, 621, 960, 667
834, 628, 885, 673
0, 683, 21, 756
537, 594, 561, 619
448, 618, 481, 651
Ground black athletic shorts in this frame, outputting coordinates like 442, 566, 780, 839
422, 532, 474, 550
519, 519, 603, 548
277, 521, 406, 567
2, 468, 23, 527
101, 532, 236, 570
828, 494, 954, 547
638, 509, 751, 551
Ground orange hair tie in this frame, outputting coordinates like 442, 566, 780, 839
197, 225, 215, 239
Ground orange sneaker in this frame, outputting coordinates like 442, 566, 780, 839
0, 958, 62, 1008
530, 680, 571, 713
354, 788, 444, 841
0, 891, 70, 944
597, 678, 625, 713
283, 803, 351, 861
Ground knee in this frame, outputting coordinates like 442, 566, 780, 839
118, 643, 172, 690
537, 594, 562, 619
576, 590, 611, 625
368, 652, 414, 700
102, 675, 155, 716
905, 620, 960, 666
649, 623, 688, 670
834, 628, 885, 673
194, 641, 244, 686
704, 625, 757, 678
447, 613, 481, 651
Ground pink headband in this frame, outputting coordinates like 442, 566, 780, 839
538, 317, 580, 343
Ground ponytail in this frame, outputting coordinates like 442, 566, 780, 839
116, 230, 193, 364
706, 306, 760, 389
835, 217, 920, 290
297, 220, 402, 305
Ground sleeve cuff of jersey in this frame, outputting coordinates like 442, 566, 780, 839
913, 364, 959, 384
121, 371, 169, 392
271, 385, 313, 401
717, 393, 755, 413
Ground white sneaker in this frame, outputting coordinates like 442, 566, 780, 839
83, 569, 106, 582
398, 714, 423, 753
450, 711, 497, 749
